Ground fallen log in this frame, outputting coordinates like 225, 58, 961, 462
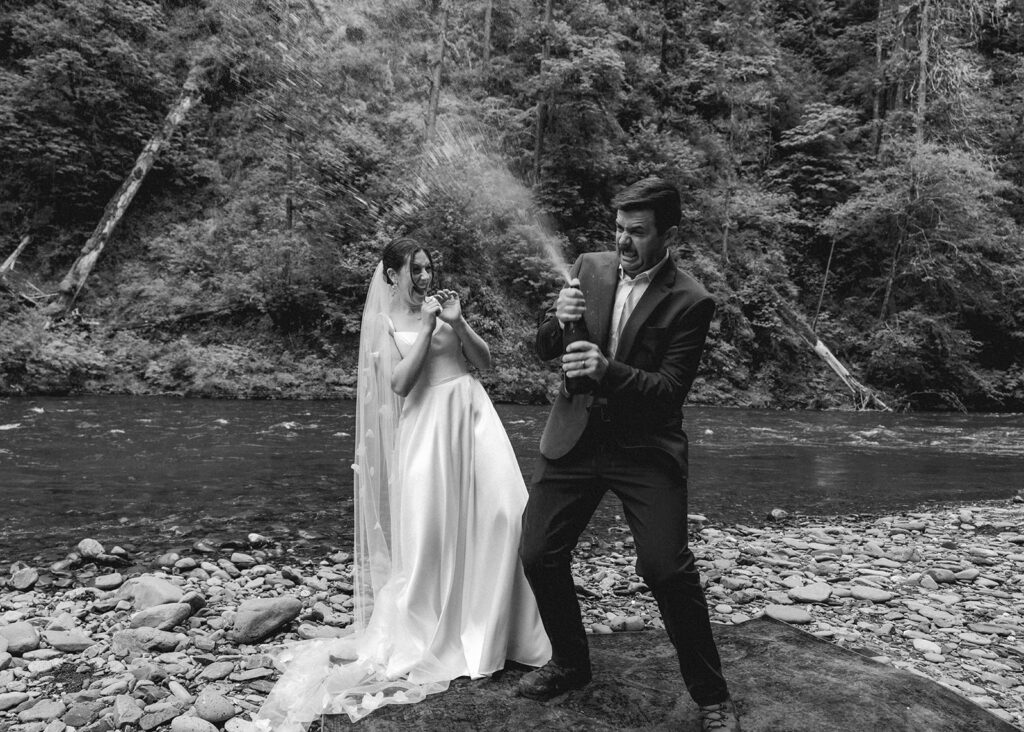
45, 66, 204, 316
0, 235, 31, 275
775, 296, 891, 411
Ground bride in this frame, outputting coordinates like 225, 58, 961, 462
253, 237, 550, 730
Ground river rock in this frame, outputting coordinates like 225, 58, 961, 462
63, 699, 106, 727
117, 575, 184, 609
95, 572, 124, 591
851, 586, 894, 603
217, 559, 241, 578
765, 605, 813, 624
130, 602, 193, 631
968, 622, 1014, 636
18, 698, 67, 722
140, 703, 183, 730
924, 568, 958, 584
912, 638, 942, 654
297, 623, 348, 640
0, 621, 41, 654
788, 582, 832, 603
228, 596, 302, 643
181, 590, 207, 613
198, 660, 235, 680
156, 552, 181, 568
10, 566, 39, 591
42, 629, 94, 652
171, 715, 219, 732
0, 691, 29, 711
194, 687, 236, 724
113, 694, 144, 726
230, 552, 257, 568
76, 538, 105, 558
111, 627, 187, 656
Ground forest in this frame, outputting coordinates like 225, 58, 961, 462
1, 0, 1023, 411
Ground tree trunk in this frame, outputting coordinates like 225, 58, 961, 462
46, 67, 203, 315
659, 0, 670, 74
533, 0, 554, 178
720, 188, 732, 264
481, 0, 493, 68
776, 297, 891, 411
285, 128, 294, 230
878, 230, 903, 322
871, 0, 887, 158
425, 1, 450, 141
914, 0, 930, 148
0, 235, 31, 275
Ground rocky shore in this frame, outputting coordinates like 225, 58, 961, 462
2, 498, 1023, 732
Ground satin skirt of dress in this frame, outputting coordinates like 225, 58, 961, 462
253, 374, 550, 731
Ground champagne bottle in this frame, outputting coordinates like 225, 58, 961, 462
563, 317, 598, 395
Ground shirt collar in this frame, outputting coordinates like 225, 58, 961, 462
619, 251, 670, 284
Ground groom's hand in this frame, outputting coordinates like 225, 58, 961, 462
562, 340, 607, 382
555, 278, 586, 326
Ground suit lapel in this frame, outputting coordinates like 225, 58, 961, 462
615, 262, 676, 359
583, 253, 619, 354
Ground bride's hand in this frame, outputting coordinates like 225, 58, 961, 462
435, 289, 461, 323
421, 295, 442, 327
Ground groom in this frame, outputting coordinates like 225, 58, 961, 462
518, 177, 740, 732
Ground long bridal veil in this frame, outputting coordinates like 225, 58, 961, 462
352, 261, 401, 626
252, 261, 448, 731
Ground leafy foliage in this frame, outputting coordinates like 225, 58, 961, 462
2, 0, 1024, 410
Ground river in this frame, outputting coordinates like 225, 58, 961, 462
2, 396, 1022, 564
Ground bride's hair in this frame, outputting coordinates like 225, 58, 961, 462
382, 237, 433, 284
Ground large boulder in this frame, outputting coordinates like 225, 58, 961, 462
111, 627, 188, 656
0, 621, 40, 654
194, 687, 237, 724
116, 575, 185, 609
228, 596, 302, 644
43, 629, 95, 653
130, 602, 194, 631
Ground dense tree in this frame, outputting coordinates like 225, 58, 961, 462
2, 0, 1024, 409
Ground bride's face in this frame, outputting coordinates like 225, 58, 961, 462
394, 250, 433, 307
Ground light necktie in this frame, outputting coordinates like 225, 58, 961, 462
612, 279, 643, 356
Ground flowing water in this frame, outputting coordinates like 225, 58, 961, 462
1, 396, 1022, 565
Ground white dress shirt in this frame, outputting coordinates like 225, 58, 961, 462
608, 252, 670, 357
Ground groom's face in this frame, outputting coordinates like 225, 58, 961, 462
615, 208, 676, 277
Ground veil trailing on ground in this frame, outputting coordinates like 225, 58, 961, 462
352, 260, 402, 628
252, 261, 447, 731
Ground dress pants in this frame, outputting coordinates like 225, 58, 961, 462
519, 418, 730, 707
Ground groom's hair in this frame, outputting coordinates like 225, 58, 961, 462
382, 237, 434, 284
611, 177, 681, 234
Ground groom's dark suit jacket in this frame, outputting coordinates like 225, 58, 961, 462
536, 251, 715, 474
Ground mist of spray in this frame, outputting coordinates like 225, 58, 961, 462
388, 120, 571, 283
216, 0, 571, 282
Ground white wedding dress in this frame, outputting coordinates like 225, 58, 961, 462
253, 313, 550, 731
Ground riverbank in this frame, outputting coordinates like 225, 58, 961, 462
2, 498, 1023, 731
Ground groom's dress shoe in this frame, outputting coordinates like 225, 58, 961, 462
698, 697, 741, 732
516, 662, 592, 701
